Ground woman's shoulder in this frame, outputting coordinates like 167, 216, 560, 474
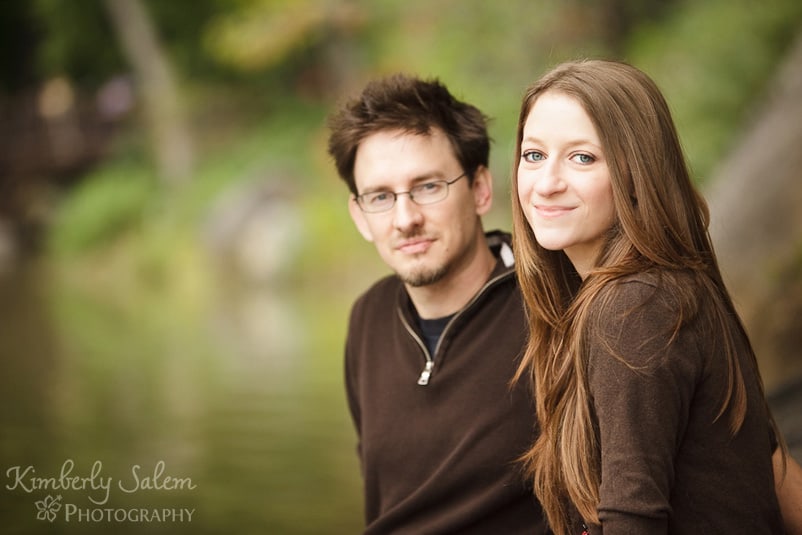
600, 269, 700, 305
587, 270, 703, 372
594, 271, 672, 312
587, 269, 701, 346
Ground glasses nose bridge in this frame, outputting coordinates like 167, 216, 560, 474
391, 188, 424, 226
394, 187, 419, 206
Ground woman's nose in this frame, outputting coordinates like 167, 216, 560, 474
534, 160, 566, 196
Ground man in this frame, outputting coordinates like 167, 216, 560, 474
327, 74, 546, 534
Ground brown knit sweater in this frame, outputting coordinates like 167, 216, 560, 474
580, 272, 783, 534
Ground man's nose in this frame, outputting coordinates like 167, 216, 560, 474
392, 194, 424, 230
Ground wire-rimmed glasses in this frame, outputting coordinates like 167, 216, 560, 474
354, 172, 467, 213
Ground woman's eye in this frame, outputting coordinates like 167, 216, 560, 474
522, 150, 545, 162
571, 153, 595, 164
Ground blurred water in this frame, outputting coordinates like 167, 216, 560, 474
0, 263, 363, 534
3, 258, 798, 535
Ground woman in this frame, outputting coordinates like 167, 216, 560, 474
511, 59, 786, 534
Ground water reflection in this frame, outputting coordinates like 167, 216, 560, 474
5, 258, 797, 534
0, 262, 362, 534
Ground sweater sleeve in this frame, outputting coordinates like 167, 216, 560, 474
344, 298, 364, 467
586, 279, 701, 534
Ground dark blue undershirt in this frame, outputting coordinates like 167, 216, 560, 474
417, 314, 454, 358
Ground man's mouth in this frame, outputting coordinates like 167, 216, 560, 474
396, 238, 433, 255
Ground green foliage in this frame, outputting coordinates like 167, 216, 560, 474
31, 0, 125, 85
627, 0, 802, 181
202, 0, 327, 72
42, 0, 802, 283
142, 0, 225, 77
49, 162, 156, 255
47, 93, 347, 307
27, 0, 247, 86
176, 95, 331, 220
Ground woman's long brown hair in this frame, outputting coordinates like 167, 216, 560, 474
510, 59, 783, 535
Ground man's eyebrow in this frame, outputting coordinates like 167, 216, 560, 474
410, 172, 445, 183
361, 172, 444, 193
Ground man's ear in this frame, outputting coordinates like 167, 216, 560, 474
472, 166, 493, 216
348, 196, 374, 242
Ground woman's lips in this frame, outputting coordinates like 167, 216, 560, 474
534, 204, 574, 218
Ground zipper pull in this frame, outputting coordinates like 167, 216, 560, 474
417, 360, 434, 385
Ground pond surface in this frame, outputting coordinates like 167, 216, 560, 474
2, 257, 799, 535
0, 262, 364, 534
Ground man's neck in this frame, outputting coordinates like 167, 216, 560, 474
407, 239, 497, 319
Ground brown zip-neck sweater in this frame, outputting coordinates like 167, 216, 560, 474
344, 231, 547, 534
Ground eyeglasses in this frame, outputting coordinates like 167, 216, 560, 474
354, 172, 467, 213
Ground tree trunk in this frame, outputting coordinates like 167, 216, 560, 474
706, 29, 802, 391
102, 0, 194, 186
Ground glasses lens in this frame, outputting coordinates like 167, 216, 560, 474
358, 177, 455, 212
360, 191, 393, 212
411, 181, 447, 205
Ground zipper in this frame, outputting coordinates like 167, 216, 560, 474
401, 268, 514, 386
417, 360, 434, 385
398, 313, 435, 385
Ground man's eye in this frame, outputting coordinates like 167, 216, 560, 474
367, 192, 391, 203
522, 150, 545, 162
418, 182, 441, 192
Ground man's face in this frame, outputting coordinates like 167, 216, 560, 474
349, 128, 492, 288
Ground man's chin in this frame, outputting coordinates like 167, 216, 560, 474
400, 266, 448, 288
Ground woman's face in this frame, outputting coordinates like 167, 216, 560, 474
517, 91, 616, 278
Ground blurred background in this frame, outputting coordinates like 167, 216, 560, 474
0, 0, 800, 533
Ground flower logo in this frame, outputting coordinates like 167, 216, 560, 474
35, 494, 62, 522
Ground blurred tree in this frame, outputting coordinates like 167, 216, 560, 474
706, 28, 802, 390
596, 0, 677, 55
628, 0, 802, 180
204, 0, 328, 72
101, 0, 195, 186
201, 0, 368, 98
